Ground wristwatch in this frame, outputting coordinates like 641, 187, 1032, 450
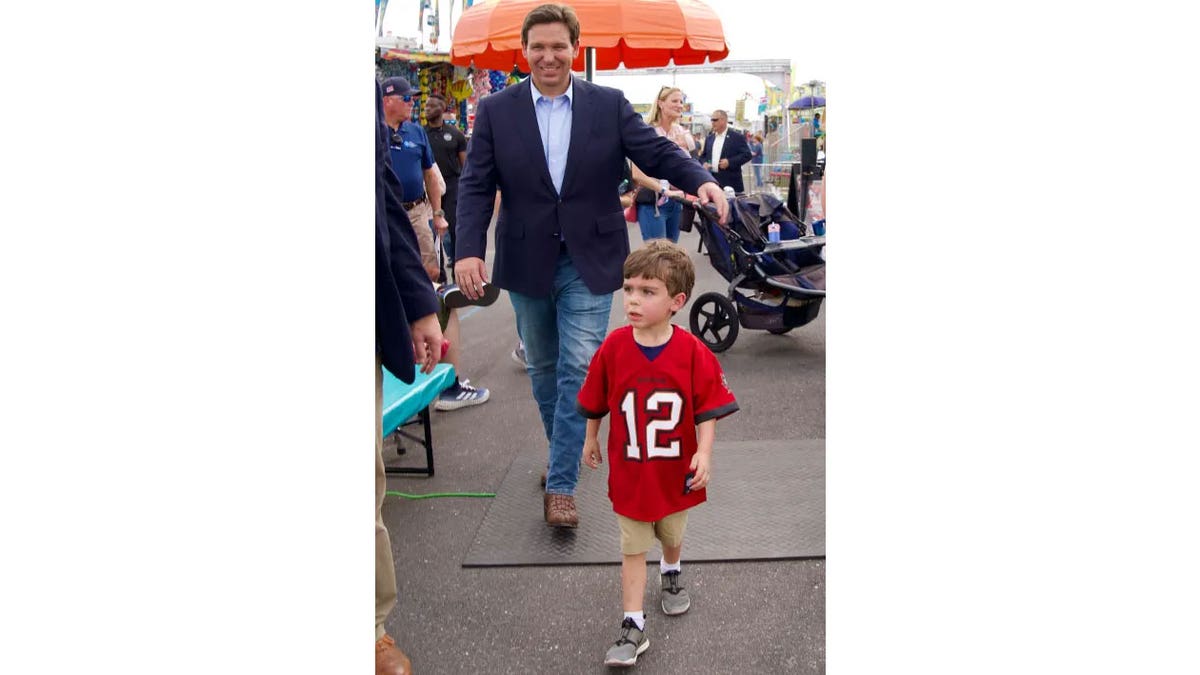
433, 209, 445, 217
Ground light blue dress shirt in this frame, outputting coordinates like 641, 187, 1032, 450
530, 77, 573, 196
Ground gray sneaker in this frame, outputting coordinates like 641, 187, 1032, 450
603, 617, 649, 667
660, 570, 691, 615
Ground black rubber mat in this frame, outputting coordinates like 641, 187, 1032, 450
463, 439, 824, 566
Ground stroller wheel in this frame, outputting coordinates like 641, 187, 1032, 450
689, 292, 739, 353
767, 327, 794, 335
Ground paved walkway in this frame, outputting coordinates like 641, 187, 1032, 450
382, 223, 825, 673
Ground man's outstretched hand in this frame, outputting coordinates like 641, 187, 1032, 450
694, 182, 730, 224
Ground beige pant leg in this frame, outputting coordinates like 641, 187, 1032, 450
405, 201, 439, 281
375, 354, 397, 640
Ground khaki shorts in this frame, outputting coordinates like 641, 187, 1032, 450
617, 510, 689, 555
404, 200, 438, 280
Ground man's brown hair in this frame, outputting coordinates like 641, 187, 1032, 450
623, 240, 695, 301
521, 4, 581, 45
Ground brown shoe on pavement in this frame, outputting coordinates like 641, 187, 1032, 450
376, 634, 412, 675
544, 493, 579, 528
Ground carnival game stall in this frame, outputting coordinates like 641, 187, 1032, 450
376, 45, 522, 135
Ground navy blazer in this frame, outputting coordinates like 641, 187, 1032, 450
456, 77, 717, 297
376, 83, 440, 383
699, 129, 753, 193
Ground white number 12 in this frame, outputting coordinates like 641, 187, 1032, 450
619, 390, 684, 460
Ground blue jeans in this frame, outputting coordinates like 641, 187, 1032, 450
752, 163, 763, 186
637, 199, 682, 243
508, 252, 613, 496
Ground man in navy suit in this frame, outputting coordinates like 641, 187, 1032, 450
454, 3, 728, 528
699, 109, 753, 193
376, 80, 443, 675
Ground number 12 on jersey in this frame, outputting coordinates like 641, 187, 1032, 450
619, 390, 684, 460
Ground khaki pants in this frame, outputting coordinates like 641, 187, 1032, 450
405, 200, 438, 281
617, 510, 690, 555
375, 354, 396, 640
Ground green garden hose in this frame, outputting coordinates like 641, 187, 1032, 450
385, 491, 495, 499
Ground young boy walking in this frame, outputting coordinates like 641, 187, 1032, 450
577, 240, 739, 667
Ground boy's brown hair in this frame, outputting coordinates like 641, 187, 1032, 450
521, 4, 581, 45
623, 240, 695, 301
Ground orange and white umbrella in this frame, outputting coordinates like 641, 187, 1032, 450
450, 0, 729, 72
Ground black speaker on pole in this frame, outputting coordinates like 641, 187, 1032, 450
787, 163, 802, 217
799, 138, 817, 169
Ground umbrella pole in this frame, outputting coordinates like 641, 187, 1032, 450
585, 47, 594, 82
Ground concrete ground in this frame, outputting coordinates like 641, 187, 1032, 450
382, 220, 825, 673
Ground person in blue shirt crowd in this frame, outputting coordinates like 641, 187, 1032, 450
747, 132, 765, 187
382, 76, 492, 412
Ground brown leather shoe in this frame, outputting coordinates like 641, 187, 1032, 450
376, 634, 412, 675
544, 493, 579, 528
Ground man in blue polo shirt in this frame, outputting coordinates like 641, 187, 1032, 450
382, 75, 490, 412
382, 76, 448, 283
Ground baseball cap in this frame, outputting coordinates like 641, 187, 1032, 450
381, 76, 420, 98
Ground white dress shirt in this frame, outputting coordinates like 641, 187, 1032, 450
530, 77, 574, 196
710, 130, 728, 169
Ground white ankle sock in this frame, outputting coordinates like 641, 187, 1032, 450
660, 560, 681, 574
623, 611, 645, 630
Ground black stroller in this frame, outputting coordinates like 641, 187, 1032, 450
680, 193, 826, 352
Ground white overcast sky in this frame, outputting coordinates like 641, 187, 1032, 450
379, 0, 834, 115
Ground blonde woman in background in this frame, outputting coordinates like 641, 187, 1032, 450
629, 86, 697, 242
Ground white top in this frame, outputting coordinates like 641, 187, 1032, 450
653, 123, 695, 190
710, 130, 728, 168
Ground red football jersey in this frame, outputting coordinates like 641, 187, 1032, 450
577, 325, 738, 522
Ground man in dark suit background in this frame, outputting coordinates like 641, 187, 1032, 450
699, 109, 753, 193
376, 80, 444, 675
454, 3, 728, 528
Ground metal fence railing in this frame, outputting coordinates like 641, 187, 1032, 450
741, 162, 796, 193
735, 162, 826, 228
